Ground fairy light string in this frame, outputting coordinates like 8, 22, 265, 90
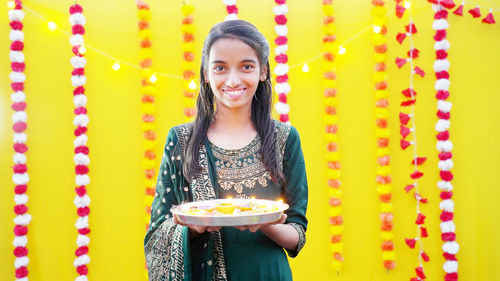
321, 0, 343, 273
15, 1, 415, 83
371, 0, 396, 272
181, 2, 196, 122
9, 1, 32, 280
69, 3, 92, 281
429, 1, 460, 281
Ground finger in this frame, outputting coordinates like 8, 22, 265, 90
206, 226, 221, 232
191, 225, 206, 234
234, 225, 248, 231
173, 216, 186, 226
279, 213, 287, 224
249, 225, 260, 232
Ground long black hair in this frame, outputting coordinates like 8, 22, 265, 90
183, 20, 286, 187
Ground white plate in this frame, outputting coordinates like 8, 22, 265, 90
171, 198, 289, 226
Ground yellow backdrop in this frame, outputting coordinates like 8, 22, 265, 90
1, 0, 499, 280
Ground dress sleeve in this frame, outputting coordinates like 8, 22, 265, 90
145, 129, 190, 281
282, 126, 308, 258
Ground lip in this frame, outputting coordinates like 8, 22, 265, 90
223, 88, 247, 100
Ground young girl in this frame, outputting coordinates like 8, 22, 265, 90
145, 19, 308, 281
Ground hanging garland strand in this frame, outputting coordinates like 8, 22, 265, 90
136, 0, 157, 234
322, 0, 343, 273
429, 2, 460, 281
223, 0, 238, 20
181, 2, 196, 122
273, 0, 290, 124
69, 3, 91, 281
371, 0, 396, 271
9, 1, 32, 280
452, 0, 497, 23
395, 1, 431, 280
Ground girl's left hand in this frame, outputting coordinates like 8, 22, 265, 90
234, 213, 287, 233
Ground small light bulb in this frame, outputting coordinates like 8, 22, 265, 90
302, 63, 309, 73
338, 45, 346, 55
188, 80, 196, 90
373, 25, 382, 33
404, 1, 411, 9
48, 21, 57, 31
7, 1, 15, 9
112, 62, 121, 71
149, 74, 157, 84
78, 45, 87, 54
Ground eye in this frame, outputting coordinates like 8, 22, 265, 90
242, 64, 255, 71
213, 65, 225, 72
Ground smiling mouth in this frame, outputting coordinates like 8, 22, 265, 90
223, 88, 246, 99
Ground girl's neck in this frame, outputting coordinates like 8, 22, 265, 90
211, 107, 253, 131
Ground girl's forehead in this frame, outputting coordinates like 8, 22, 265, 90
208, 38, 259, 61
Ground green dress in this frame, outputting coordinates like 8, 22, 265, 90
145, 120, 308, 281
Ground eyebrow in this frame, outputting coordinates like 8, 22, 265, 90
210, 59, 258, 64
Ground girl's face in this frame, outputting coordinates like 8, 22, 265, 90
205, 38, 266, 113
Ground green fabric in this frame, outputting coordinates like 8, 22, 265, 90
145, 121, 308, 281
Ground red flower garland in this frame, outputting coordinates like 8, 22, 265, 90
69, 3, 91, 280
395, 1, 431, 279
9, 1, 32, 280
372, 0, 396, 271
273, 0, 291, 124
223, 0, 238, 20
430, 2, 459, 280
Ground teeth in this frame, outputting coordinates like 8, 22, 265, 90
225, 89, 245, 95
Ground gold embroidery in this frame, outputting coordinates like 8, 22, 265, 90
210, 120, 291, 196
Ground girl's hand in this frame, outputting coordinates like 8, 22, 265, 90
234, 213, 287, 233
173, 215, 221, 236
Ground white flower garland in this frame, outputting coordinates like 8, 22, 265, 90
70, 4, 91, 280
9, 1, 32, 280
273, 0, 290, 124
222, 0, 238, 21
432, 3, 459, 281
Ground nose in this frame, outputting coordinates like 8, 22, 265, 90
225, 70, 241, 88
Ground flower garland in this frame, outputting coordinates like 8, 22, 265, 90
9, 1, 32, 280
430, 2, 459, 281
137, 1, 157, 234
223, 0, 238, 21
452, 1, 496, 24
69, 4, 91, 281
321, 0, 343, 273
395, 1, 431, 280
371, 0, 396, 271
181, 2, 196, 122
273, 0, 290, 124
